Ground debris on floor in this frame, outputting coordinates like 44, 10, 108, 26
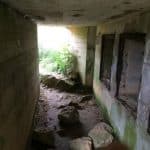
30, 75, 128, 150
40, 74, 92, 93
58, 106, 80, 125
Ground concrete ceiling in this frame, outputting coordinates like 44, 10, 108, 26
2, 0, 150, 25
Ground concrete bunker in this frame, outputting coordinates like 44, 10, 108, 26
1, 1, 150, 150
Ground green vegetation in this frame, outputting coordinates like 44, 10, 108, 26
39, 47, 77, 75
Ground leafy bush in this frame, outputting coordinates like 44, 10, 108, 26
39, 47, 77, 76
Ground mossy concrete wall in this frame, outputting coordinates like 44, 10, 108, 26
93, 12, 150, 150
0, 4, 39, 150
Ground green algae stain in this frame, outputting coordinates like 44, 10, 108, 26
123, 120, 137, 150
94, 95, 120, 140
95, 95, 110, 122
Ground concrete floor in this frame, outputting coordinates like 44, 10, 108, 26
31, 85, 103, 150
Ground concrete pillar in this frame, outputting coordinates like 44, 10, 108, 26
69, 27, 88, 85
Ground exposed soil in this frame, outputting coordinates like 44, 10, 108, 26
30, 84, 105, 150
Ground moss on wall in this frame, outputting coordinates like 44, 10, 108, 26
93, 12, 150, 150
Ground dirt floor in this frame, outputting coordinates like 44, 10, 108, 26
30, 84, 105, 150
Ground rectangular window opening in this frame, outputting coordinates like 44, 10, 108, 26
100, 34, 115, 90
116, 33, 145, 117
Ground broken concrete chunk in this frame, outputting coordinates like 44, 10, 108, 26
70, 137, 92, 150
32, 129, 55, 147
58, 106, 80, 125
88, 122, 114, 149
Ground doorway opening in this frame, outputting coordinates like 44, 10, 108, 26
38, 25, 77, 78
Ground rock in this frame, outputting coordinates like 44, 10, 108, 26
57, 101, 83, 110
68, 101, 83, 110
94, 122, 113, 133
40, 75, 58, 88
88, 122, 114, 149
32, 129, 55, 147
57, 105, 66, 109
56, 79, 75, 92
88, 100, 95, 106
80, 95, 93, 103
56, 129, 65, 136
69, 137, 92, 150
40, 75, 75, 91
58, 106, 80, 125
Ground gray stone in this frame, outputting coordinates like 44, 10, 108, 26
40, 75, 58, 88
69, 137, 92, 150
68, 101, 83, 109
40, 75, 75, 91
80, 95, 93, 103
56, 79, 75, 92
32, 129, 55, 147
88, 122, 114, 149
88, 100, 95, 106
58, 106, 80, 125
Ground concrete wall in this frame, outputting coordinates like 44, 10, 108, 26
68, 26, 96, 86
0, 4, 39, 150
93, 12, 150, 150
69, 27, 88, 84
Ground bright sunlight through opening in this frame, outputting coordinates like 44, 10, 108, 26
38, 25, 76, 75
38, 25, 72, 50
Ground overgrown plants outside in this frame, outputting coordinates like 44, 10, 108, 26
39, 46, 77, 76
